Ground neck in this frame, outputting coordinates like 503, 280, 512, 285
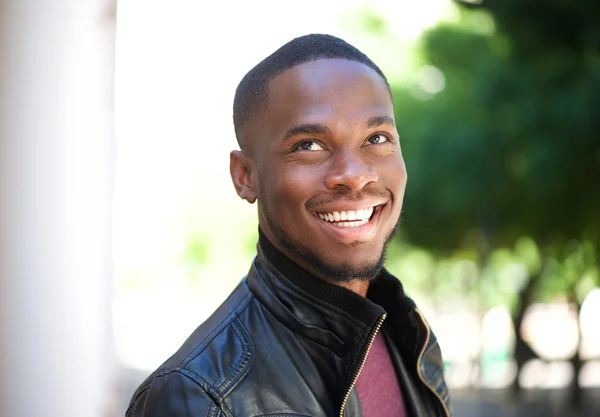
258, 228, 372, 297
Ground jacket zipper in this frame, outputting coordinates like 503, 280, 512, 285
414, 308, 452, 417
338, 313, 386, 417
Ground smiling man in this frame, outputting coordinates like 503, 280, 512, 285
127, 34, 452, 417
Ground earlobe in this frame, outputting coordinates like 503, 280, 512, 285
230, 150, 257, 204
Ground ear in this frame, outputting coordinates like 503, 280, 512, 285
230, 150, 257, 204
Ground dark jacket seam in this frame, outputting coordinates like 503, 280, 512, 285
179, 287, 254, 369
177, 368, 221, 402
126, 369, 198, 414
216, 317, 255, 395
127, 369, 222, 415
180, 289, 256, 402
126, 385, 150, 414
207, 400, 221, 417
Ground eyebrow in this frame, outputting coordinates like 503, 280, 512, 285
282, 124, 331, 141
366, 115, 395, 129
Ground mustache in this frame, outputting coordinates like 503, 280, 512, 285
306, 188, 390, 210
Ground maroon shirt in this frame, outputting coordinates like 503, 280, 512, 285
355, 332, 407, 417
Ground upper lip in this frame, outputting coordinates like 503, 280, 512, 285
309, 200, 387, 214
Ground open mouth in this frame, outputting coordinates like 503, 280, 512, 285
314, 205, 382, 228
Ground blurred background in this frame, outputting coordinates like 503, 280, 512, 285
1, 0, 598, 416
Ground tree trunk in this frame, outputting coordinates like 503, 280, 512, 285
565, 295, 583, 412
510, 268, 542, 398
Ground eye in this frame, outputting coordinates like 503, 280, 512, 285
294, 140, 325, 151
366, 134, 390, 145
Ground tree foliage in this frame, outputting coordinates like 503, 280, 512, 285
394, 1, 600, 255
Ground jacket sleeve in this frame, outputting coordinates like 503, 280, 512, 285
126, 371, 221, 417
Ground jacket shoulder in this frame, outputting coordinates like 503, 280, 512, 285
126, 370, 220, 417
127, 279, 256, 416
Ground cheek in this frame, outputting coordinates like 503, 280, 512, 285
264, 162, 323, 207
381, 154, 407, 191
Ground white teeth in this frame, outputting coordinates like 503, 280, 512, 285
316, 206, 376, 223
332, 219, 369, 227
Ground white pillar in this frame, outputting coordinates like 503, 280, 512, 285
0, 1, 117, 416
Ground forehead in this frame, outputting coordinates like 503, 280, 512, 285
263, 59, 393, 131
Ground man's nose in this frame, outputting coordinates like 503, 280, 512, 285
324, 150, 378, 191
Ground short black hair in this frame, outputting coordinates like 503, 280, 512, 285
232, 33, 389, 150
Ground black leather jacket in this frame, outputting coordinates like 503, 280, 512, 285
127, 241, 452, 417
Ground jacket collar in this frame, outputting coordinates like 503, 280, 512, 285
246, 229, 418, 369
257, 228, 384, 325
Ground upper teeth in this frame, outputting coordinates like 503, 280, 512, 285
317, 207, 374, 222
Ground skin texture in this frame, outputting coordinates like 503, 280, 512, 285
230, 58, 407, 296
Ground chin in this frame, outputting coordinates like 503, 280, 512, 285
315, 249, 386, 282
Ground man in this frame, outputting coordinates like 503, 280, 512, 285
127, 34, 451, 417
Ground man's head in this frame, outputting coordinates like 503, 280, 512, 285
230, 34, 407, 283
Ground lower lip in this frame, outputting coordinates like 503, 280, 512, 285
312, 205, 383, 243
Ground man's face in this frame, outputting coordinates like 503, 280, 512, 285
249, 58, 407, 282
